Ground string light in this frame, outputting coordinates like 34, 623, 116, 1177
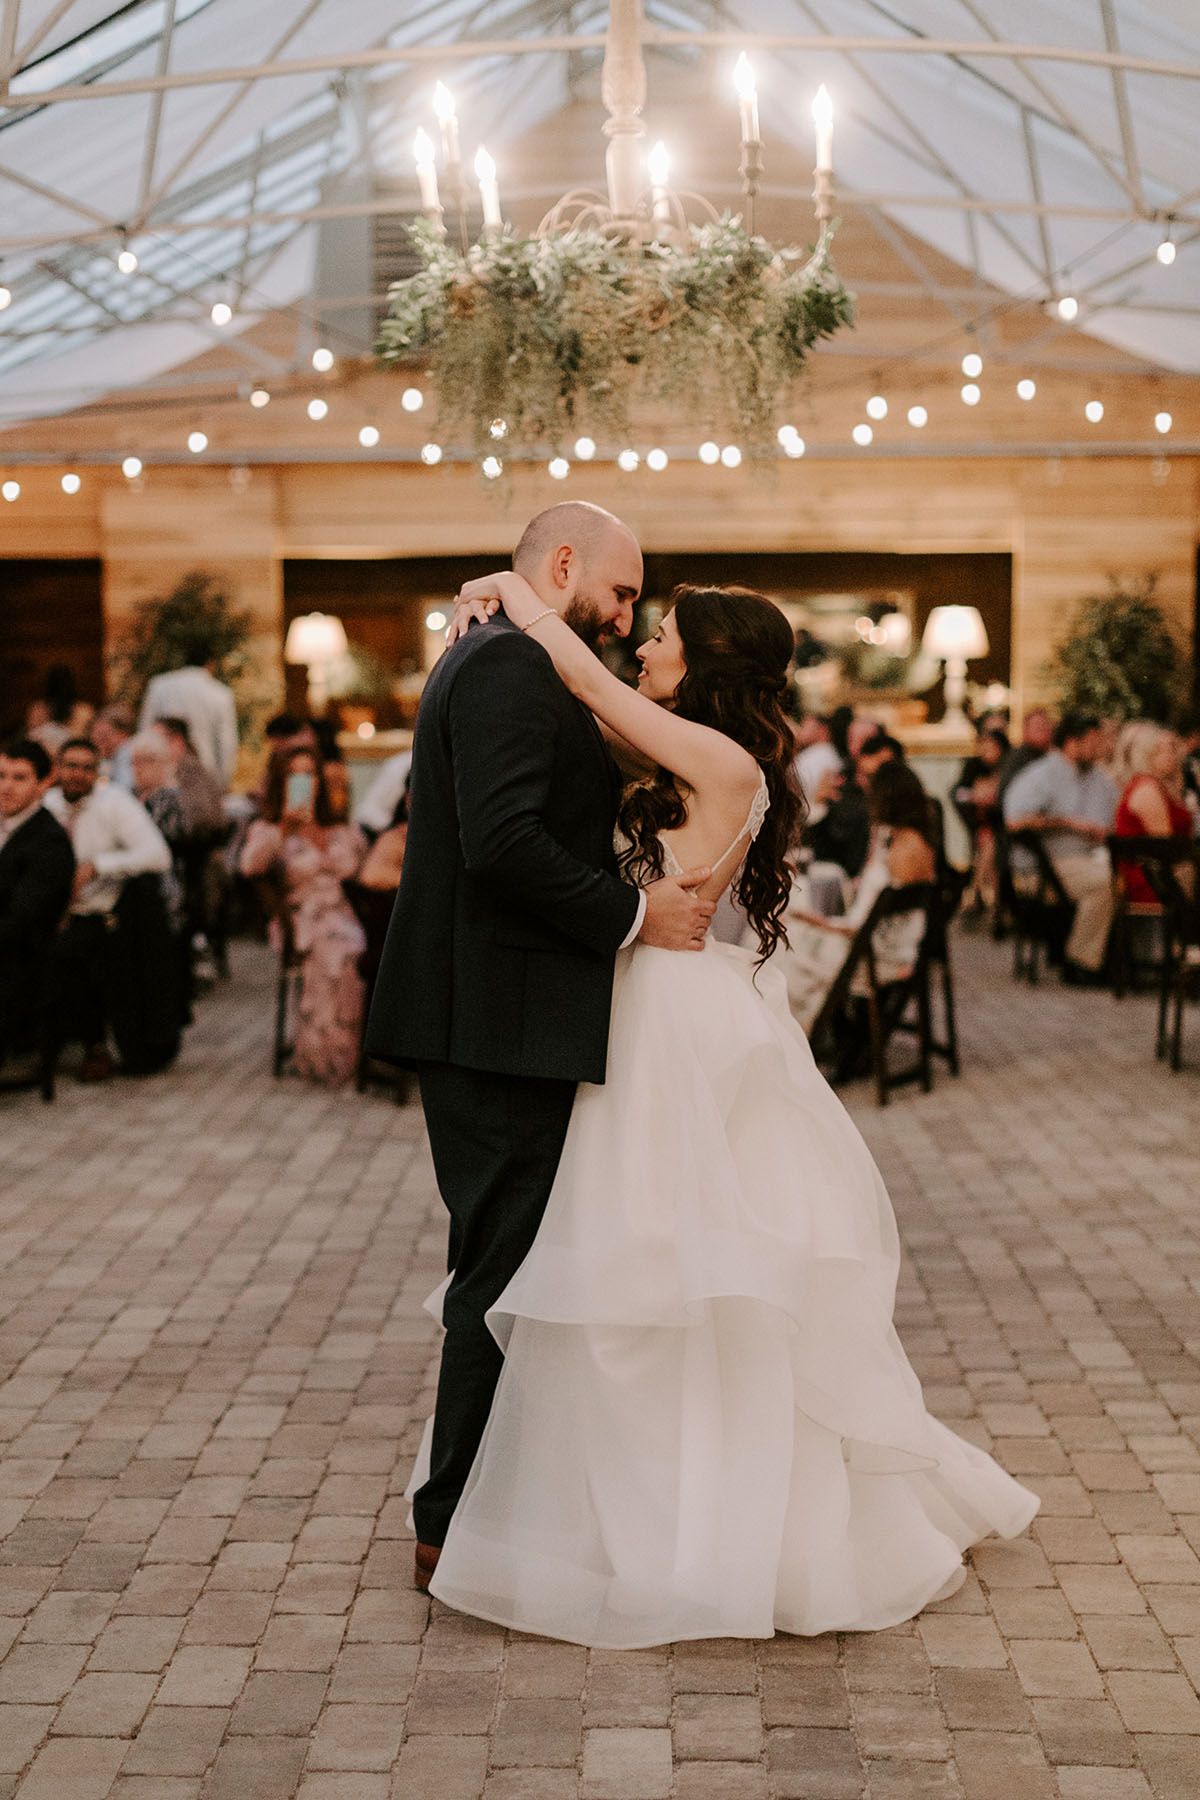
548, 457, 570, 479
961, 383, 981, 406
121, 456, 143, 479
401, 387, 424, 412
961, 352, 983, 378
358, 425, 380, 447
61, 473, 81, 495
1017, 379, 1036, 400
851, 424, 873, 445
1085, 400, 1104, 422
906, 406, 927, 428
2, 479, 19, 502
420, 442, 442, 464
187, 431, 208, 453
646, 448, 669, 471
250, 388, 270, 408
720, 444, 742, 467
0, 280, 11, 311
574, 437, 596, 460
1056, 295, 1079, 321
307, 398, 328, 420
1155, 411, 1172, 434
489, 418, 508, 440
698, 441, 720, 464
425, 610, 448, 631
866, 395, 888, 420
782, 434, 805, 458
116, 240, 138, 274
312, 347, 334, 372
1156, 232, 1176, 266
776, 424, 799, 447
210, 299, 233, 327
482, 455, 503, 479
617, 449, 639, 471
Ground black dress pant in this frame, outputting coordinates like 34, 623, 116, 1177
413, 1061, 576, 1547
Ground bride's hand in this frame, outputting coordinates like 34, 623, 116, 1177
445, 577, 503, 647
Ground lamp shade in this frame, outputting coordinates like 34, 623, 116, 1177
285, 611, 348, 665
921, 604, 989, 661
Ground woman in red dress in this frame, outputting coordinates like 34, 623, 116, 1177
1113, 724, 1193, 903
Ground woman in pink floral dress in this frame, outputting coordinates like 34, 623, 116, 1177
241, 747, 367, 1085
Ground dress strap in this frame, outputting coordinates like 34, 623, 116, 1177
709, 774, 771, 877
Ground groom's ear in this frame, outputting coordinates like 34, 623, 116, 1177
548, 543, 575, 593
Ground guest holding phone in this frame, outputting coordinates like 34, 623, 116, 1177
240, 747, 367, 1084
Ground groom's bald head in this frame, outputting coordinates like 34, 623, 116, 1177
512, 502, 642, 646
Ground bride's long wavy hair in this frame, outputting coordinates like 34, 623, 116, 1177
617, 584, 804, 962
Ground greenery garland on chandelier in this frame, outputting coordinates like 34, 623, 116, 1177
377, 217, 855, 458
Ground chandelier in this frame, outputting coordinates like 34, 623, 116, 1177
377, 0, 854, 466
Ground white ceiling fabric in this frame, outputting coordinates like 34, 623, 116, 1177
0, 0, 1198, 423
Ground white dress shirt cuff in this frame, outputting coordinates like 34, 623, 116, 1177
619, 891, 647, 950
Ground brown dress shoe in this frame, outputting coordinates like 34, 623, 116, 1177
414, 1543, 441, 1592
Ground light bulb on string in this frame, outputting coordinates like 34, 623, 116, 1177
121, 456, 142, 479
574, 436, 596, 461
646, 448, 669, 471
358, 425, 380, 447
1156, 231, 1176, 266
420, 443, 442, 465
1017, 379, 1036, 401
866, 395, 888, 420
312, 346, 334, 372
1085, 400, 1104, 423
61, 473, 81, 495
1155, 411, 1172, 434
617, 449, 639, 472
907, 406, 927, 428
961, 383, 981, 406
720, 444, 742, 467
482, 455, 503, 480
776, 425, 799, 448
852, 424, 873, 446
699, 441, 720, 465
961, 352, 982, 378
116, 234, 138, 274
548, 457, 570, 480
249, 388, 270, 408
210, 298, 233, 327
307, 398, 328, 421
782, 434, 805, 458
401, 387, 424, 412
1056, 295, 1079, 322
2, 479, 20, 502
0, 278, 11, 311
187, 431, 208, 454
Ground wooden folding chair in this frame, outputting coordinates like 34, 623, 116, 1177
252, 874, 304, 1077
809, 881, 935, 1107
1127, 841, 1200, 1071
998, 828, 1076, 984
1107, 834, 1179, 1000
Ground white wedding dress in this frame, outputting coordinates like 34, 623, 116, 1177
419, 780, 1039, 1647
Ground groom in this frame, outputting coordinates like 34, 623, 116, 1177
367, 501, 715, 1588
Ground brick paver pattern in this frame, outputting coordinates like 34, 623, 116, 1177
1, 935, 1199, 1799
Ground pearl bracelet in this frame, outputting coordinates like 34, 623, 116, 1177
519, 609, 558, 632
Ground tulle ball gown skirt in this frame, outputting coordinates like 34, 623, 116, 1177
421, 941, 1039, 1648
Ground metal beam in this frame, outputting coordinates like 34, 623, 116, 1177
1099, 0, 1143, 210
0, 0, 21, 88
13, 0, 78, 72
5, 32, 1200, 107
134, 0, 178, 223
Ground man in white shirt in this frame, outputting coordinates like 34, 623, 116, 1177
139, 640, 238, 787
353, 749, 413, 836
44, 737, 172, 1079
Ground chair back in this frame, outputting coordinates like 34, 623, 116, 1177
809, 881, 934, 1056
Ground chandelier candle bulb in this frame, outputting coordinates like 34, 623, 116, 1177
648, 140, 671, 226
813, 86, 834, 172
475, 147, 502, 230
433, 83, 461, 168
414, 129, 440, 215
733, 55, 759, 144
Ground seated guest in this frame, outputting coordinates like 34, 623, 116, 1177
1179, 714, 1200, 812
152, 716, 226, 835
91, 705, 136, 790
996, 706, 1054, 805
358, 788, 409, 891
1112, 723, 1191, 904
804, 729, 901, 881
44, 736, 173, 1079
354, 749, 414, 839
953, 725, 1009, 913
239, 747, 367, 1086
0, 740, 75, 1066
1003, 711, 1118, 980
791, 715, 841, 812
773, 760, 936, 1032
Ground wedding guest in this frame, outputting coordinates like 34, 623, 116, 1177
151, 717, 225, 835
139, 637, 238, 786
1003, 710, 1118, 980
791, 716, 841, 811
776, 759, 936, 1030
804, 729, 902, 880
0, 739, 75, 1065
27, 664, 92, 756
239, 747, 367, 1085
1178, 713, 1200, 811
1112, 723, 1192, 904
953, 725, 1009, 912
997, 706, 1054, 805
354, 749, 414, 838
44, 737, 172, 1080
91, 705, 136, 790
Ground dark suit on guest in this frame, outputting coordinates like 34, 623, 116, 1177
367, 615, 640, 1545
0, 807, 75, 1056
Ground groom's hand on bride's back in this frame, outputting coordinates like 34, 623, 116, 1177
639, 867, 716, 952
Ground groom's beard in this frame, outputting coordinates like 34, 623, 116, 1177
562, 596, 610, 652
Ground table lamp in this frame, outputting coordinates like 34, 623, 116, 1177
284, 611, 348, 714
921, 605, 989, 732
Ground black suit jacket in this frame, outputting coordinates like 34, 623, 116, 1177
366, 615, 641, 1084
0, 806, 75, 1044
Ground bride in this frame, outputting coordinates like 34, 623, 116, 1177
415, 573, 1038, 1649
